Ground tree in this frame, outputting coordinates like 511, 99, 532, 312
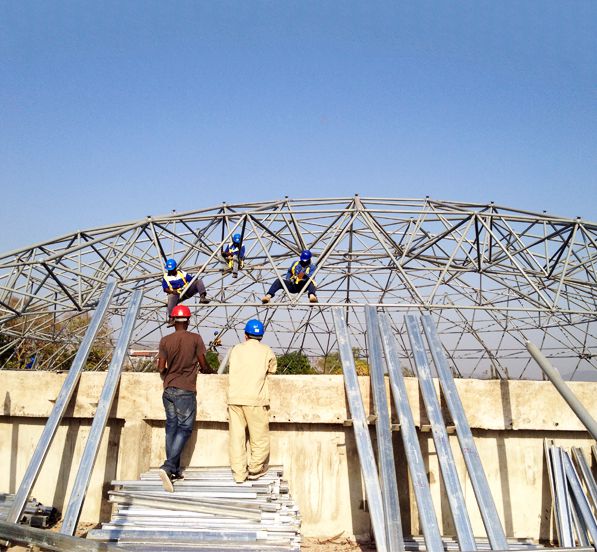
317, 348, 370, 376
277, 351, 316, 374
205, 350, 220, 373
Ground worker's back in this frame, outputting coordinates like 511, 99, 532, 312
227, 339, 277, 406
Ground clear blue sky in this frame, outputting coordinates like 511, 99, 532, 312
1, 1, 595, 253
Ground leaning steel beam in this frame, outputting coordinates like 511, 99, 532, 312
0, 520, 131, 551
420, 314, 509, 550
571, 448, 597, 512
60, 289, 143, 536
4, 281, 117, 526
562, 450, 597, 544
331, 307, 388, 552
378, 312, 444, 552
526, 340, 597, 441
405, 315, 476, 551
365, 306, 404, 552
549, 446, 575, 547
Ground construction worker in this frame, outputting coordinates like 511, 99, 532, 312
222, 233, 246, 271
162, 258, 209, 325
262, 250, 318, 304
157, 304, 210, 492
227, 319, 277, 483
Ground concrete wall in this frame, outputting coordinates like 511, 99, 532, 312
1, 372, 596, 541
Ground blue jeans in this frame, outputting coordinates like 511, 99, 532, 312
162, 387, 197, 474
267, 279, 316, 297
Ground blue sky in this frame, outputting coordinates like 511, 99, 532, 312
1, 1, 595, 253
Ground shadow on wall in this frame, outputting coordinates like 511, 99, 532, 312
498, 380, 514, 536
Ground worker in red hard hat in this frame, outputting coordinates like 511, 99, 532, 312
157, 304, 211, 492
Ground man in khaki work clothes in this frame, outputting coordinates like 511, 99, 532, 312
227, 319, 277, 483
157, 304, 210, 492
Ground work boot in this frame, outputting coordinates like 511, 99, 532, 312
158, 468, 174, 493
247, 466, 269, 480
171, 471, 184, 481
309, 294, 318, 303
261, 294, 271, 304
199, 293, 210, 304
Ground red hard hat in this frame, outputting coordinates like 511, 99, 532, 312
171, 305, 191, 319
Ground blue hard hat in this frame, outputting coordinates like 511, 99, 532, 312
245, 319, 264, 337
232, 233, 242, 244
300, 250, 312, 262
165, 258, 177, 271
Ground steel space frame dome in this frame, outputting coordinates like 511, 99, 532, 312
0, 196, 595, 379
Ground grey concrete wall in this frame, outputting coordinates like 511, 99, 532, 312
1, 372, 596, 540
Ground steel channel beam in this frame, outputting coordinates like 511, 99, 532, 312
4, 281, 117, 527
526, 340, 597, 441
405, 315, 477, 551
549, 447, 575, 547
365, 306, 405, 552
87, 528, 262, 542
571, 448, 597, 512
378, 312, 444, 552
60, 289, 143, 536
562, 450, 597, 543
543, 440, 563, 545
331, 307, 388, 552
421, 314, 509, 550
0, 520, 131, 551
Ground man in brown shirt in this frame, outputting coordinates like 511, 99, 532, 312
157, 304, 209, 492
227, 319, 277, 483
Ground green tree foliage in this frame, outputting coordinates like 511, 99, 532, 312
276, 351, 316, 374
317, 348, 370, 376
205, 350, 220, 373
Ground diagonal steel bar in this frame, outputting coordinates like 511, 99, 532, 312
562, 450, 597, 544
4, 281, 118, 526
60, 288, 144, 535
420, 314, 508, 549
378, 312, 444, 552
571, 448, 597, 512
331, 307, 388, 552
365, 306, 404, 552
405, 314, 476, 551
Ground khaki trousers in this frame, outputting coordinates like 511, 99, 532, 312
228, 404, 270, 482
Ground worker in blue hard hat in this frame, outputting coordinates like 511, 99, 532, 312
262, 250, 318, 304
227, 319, 277, 483
162, 258, 209, 325
222, 233, 246, 271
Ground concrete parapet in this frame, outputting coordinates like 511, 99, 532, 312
1, 372, 596, 540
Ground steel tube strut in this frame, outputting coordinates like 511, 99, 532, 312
4, 281, 117, 526
526, 340, 597, 441
365, 306, 404, 552
60, 289, 144, 535
378, 312, 444, 552
331, 307, 388, 552
405, 315, 476, 551
421, 314, 508, 550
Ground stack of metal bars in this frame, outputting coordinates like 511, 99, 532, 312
87, 466, 301, 551
544, 441, 597, 548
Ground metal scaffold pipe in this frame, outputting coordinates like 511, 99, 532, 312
526, 340, 597, 441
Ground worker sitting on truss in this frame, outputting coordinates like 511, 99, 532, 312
222, 233, 246, 272
262, 250, 318, 304
162, 258, 209, 325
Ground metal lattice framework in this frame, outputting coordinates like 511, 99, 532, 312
0, 196, 595, 379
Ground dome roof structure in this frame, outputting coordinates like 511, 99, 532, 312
0, 196, 595, 379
